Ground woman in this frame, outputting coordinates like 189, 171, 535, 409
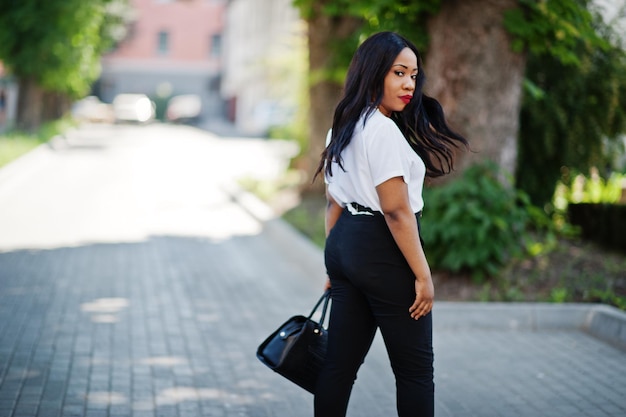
313, 32, 468, 417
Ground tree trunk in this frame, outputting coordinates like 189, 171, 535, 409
43, 91, 71, 121
16, 77, 45, 133
424, 0, 527, 181
302, 3, 361, 194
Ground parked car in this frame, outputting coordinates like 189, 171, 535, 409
71, 96, 114, 123
166, 94, 202, 124
112, 94, 155, 123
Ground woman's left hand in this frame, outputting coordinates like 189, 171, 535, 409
409, 277, 434, 320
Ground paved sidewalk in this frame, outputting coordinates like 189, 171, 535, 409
0, 123, 625, 417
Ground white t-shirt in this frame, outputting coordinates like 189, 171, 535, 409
325, 108, 426, 213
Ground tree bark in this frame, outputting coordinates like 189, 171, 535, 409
15, 78, 69, 133
302, 3, 361, 194
43, 91, 71, 121
16, 77, 45, 133
424, 0, 527, 181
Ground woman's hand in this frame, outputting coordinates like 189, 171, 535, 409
409, 277, 434, 319
323, 277, 331, 292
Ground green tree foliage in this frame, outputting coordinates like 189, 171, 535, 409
293, 0, 440, 79
512, 1, 626, 207
293, 0, 608, 94
504, 0, 609, 65
0, 0, 130, 98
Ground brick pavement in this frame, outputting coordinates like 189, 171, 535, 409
0, 123, 625, 417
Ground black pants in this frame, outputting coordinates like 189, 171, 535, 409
314, 208, 434, 417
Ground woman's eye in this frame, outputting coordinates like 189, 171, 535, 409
411, 74, 417, 80
395, 71, 405, 77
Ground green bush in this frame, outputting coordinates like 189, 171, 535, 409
421, 162, 548, 282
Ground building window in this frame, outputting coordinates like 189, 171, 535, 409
157, 31, 169, 55
210, 34, 222, 58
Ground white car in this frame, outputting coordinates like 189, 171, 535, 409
72, 96, 114, 123
112, 94, 155, 123
166, 94, 202, 123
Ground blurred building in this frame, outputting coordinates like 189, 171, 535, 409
99, 0, 227, 123
221, 0, 303, 135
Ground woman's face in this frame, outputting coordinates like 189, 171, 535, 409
378, 47, 418, 117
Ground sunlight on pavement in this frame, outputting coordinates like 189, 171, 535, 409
139, 356, 188, 366
86, 391, 127, 406
80, 297, 129, 313
129, 387, 254, 409
0, 123, 295, 251
80, 297, 129, 323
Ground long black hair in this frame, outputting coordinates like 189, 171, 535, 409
315, 31, 468, 180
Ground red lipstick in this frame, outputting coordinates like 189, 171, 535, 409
400, 95, 413, 104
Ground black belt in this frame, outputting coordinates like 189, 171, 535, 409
347, 202, 422, 218
348, 202, 376, 213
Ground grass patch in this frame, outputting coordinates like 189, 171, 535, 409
0, 132, 45, 168
0, 118, 75, 168
282, 193, 326, 248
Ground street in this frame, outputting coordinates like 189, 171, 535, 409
0, 123, 625, 417
0, 123, 298, 251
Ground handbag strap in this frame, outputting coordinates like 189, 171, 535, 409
307, 290, 331, 326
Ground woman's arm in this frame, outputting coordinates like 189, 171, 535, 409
376, 176, 434, 319
325, 189, 343, 237
323, 189, 343, 291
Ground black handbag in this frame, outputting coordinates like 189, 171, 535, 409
256, 290, 331, 394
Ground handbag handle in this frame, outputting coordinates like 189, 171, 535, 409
307, 290, 331, 327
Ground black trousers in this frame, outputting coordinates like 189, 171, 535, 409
314, 208, 434, 417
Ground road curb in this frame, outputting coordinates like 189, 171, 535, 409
435, 302, 626, 350
221, 180, 325, 280
0, 142, 49, 184
586, 304, 626, 350
0, 133, 72, 191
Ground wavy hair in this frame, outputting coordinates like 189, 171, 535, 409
315, 31, 468, 180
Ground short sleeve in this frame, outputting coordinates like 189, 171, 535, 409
365, 121, 411, 186
323, 129, 332, 184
